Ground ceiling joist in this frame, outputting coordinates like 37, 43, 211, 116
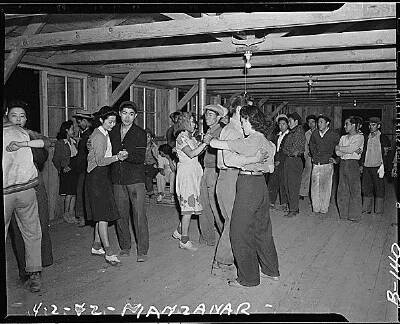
6, 3, 395, 51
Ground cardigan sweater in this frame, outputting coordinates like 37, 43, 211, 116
309, 128, 340, 164
109, 123, 147, 185
87, 127, 118, 173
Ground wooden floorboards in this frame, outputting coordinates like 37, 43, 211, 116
5, 186, 398, 322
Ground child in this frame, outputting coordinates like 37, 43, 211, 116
156, 144, 176, 203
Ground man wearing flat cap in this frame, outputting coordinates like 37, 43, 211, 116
199, 104, 228, 246
73, 110, 94, 226
359, 117, 391, 214
281, 112, 306, 217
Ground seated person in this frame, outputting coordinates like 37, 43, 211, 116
156, 144, 176, 203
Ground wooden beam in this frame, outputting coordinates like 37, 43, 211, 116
110, 70, 141, 107
4, 16, 47, 83
49, 29, 395, 64
257, 97, 270, 108
177, 84, 198, 110
271, 101, 289, 119
141, 61, 396, 82
164, 72, 397, 86
205, 79, 396, 90
6, 3, 395, 51
96, 48, 396, 74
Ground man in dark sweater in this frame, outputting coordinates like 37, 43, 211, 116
109, 101, 148, 262
309, 115, 340, 214
282, 112, 306, 217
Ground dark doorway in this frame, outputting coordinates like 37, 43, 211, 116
5, 67, 41, 132
341, 109, 382, 136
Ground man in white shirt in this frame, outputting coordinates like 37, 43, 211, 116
335, 116, 364, 222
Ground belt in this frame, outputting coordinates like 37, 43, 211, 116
239, 170, 264, 176
287, 154, 303, 158
313, 162, 330, 166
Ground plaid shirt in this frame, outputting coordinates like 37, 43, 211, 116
282, 125, 306, 157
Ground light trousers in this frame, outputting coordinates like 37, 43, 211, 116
156, 170, 175, 194
4, 188, 42, 273
311, 163, 334, 213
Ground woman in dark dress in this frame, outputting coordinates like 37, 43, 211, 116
52, 120, 79, 223
86, 106, 128, 266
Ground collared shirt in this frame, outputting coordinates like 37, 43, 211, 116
337, 133, 364, 160
364, 131, 383, 167
227, 131, 276, 173
319, 127, 329, 138
98, 126, 112, 158
203, 123, 223, 168
217, 117, 246, 170
282, 125, 306, 156
64, 138, 78, 157
276, 129, 289, 152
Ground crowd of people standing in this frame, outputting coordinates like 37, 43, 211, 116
3, 95, 396, 292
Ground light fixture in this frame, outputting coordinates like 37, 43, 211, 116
353, 99, 357, 107
244, 50, 252, 69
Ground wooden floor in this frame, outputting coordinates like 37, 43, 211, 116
5, 182, 398, 322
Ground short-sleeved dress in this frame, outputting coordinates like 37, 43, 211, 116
175, 131, 203, 215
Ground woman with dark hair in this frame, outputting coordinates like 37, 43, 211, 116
86, 106, 128, 265
335, 116, 364, 222
210, 105, 280, 288
52, 120, 79, 224
6, 101, 53, 283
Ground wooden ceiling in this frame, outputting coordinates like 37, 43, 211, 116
4, 3, 397, 105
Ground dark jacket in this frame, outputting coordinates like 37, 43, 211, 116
309, 128, 340, 164
75, 127, 93, 174
109, 123, 147, 185
359, 131, 391, 171
272, 131, 289, 163
52, 139, 72, 172
281, 125, 306, 157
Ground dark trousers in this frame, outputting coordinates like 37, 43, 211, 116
144, 164, 158, 193
268, 160, 287, 205
75, 172, 88, 220
362, 167, 385, 198
9, 175, 53, 276
337, 160, 362, 220
113, 183, 149, 256
283, 156, 303, 212
230, 175, 280, 286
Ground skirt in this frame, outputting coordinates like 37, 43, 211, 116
175, 161, 203, 215
59, 169, 78, 195
85, 165, 120, 222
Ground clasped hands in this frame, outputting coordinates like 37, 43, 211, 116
117, 150, 128, 161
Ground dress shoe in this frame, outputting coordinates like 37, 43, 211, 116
228, 279, 245, 288
137, 254, 148, 262
260, 272, 280, 281
172, 229, 181, 240
179, 240, 198, 251
28, 272, 41, 293
284, 210, 299, 217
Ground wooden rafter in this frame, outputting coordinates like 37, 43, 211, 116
110, 70, 141, 106
271, 101, 289, 119
4, 16, 47, 83
5, 3, 395, 51
95, 47, 395, 74
141, 62, 396, 81
177, 84, 198, 111
49, 29, 395, 64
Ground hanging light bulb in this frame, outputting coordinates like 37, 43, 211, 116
353, 99, 357, 107
244, 50, 252, 69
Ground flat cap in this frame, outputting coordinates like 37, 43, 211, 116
368, 116, 381, 124
73, 109, 93, 119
